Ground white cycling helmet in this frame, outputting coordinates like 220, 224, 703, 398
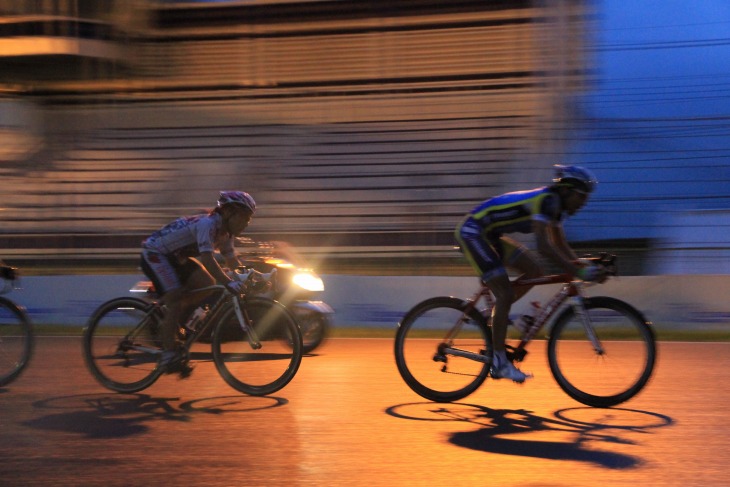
553, 165, 598, 193
217, 191, 256, 213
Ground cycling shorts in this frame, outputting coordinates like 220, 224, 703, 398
140, 250, 201, 295
455, 217, 526, 281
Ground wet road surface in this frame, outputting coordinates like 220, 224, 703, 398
1, 337, 728, 486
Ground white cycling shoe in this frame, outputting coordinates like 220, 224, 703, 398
490, 358, 532, 383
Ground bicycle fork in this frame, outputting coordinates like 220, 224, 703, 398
231, 297, 262, 350
568, 296, 605, 355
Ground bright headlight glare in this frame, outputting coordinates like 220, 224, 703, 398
266, 258, 295, 269
292, 271, 324, 292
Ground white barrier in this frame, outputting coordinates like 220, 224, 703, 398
321, 274, 730, 330
9, 274, 730, 330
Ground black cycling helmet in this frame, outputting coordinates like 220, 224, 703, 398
552, 165, 598, 193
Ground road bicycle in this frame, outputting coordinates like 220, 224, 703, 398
83, 268, 303, 395
394, 254, 656, 407
0, 264, 34, 387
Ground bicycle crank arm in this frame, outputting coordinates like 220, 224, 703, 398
441, 347, 491, 363
124, 344, 163, 355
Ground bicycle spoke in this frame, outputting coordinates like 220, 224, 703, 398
395, 297, 491, 403
548, 297, 655, 407
213, 297, 302, 396
83, 298, 163, 393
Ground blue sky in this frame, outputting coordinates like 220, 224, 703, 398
564, 0, 730, 242
586, 0, 730, 119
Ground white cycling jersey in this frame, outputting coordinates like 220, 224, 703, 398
142, 212, 235, 259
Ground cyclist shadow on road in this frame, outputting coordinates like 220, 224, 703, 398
386, 402, 673, 469
23, 393, 288, 439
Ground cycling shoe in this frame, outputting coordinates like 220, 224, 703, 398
490, 360, 532, 383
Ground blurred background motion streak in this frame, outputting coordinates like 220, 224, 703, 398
0, 0, 727, 275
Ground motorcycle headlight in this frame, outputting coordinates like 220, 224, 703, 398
292, 270, 324, 292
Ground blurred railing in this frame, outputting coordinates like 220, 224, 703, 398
0, 0, 590, 271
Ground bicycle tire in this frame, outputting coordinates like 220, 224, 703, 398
83, 297, 164, 393
297, 312, 329, 354
547, 296, 656, 407
212, 297, 303, 396
0, 297, 33, 387
394, 296, 492, 403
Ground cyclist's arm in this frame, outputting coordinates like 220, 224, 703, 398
222, 253, 242, 271
218, 238, 242, 271
534, 220, 581, 275
199, 251, 235, 285
550, 222, 579, 262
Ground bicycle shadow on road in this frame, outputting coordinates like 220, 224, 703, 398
23, 393, 288, 439
386, 402, 673, 469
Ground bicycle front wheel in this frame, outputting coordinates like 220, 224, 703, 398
83, 297, 163, 393
395, 297, 492, 403
212, 297, 302, 396
0, 297, 33, 387
548, 296, 656, 407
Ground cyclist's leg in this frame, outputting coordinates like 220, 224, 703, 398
160, 260, 214, 375
160, 259, 217, 353
141, 251, 184, 352
456, 224, 530, 382
499, 236, 544, 303
176, 258, 216, 317
456, 220, 513, 353
483, 272, 513, 354
477, 269, 530, 381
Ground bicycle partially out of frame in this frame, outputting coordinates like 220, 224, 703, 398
0, 264, 33, 387
394, 254, 656, 408
83, 269, 303, 395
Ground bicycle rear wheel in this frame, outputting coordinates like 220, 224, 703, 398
0, 297, 33, 387
212, 297, 302, 396
83, 297, 163, 393
394, 297, 492, 403
548, 296, 656, 407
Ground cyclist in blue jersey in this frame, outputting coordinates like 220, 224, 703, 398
455, 165, 605, 383
140, 191, 256, 372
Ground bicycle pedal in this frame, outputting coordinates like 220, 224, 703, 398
505, 345, 527, 363
163, 356, 190, 375
177, 363, 194, 379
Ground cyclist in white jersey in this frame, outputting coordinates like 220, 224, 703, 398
141, 191, 256, 372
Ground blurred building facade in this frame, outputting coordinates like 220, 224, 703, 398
0, 0, 592, 269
